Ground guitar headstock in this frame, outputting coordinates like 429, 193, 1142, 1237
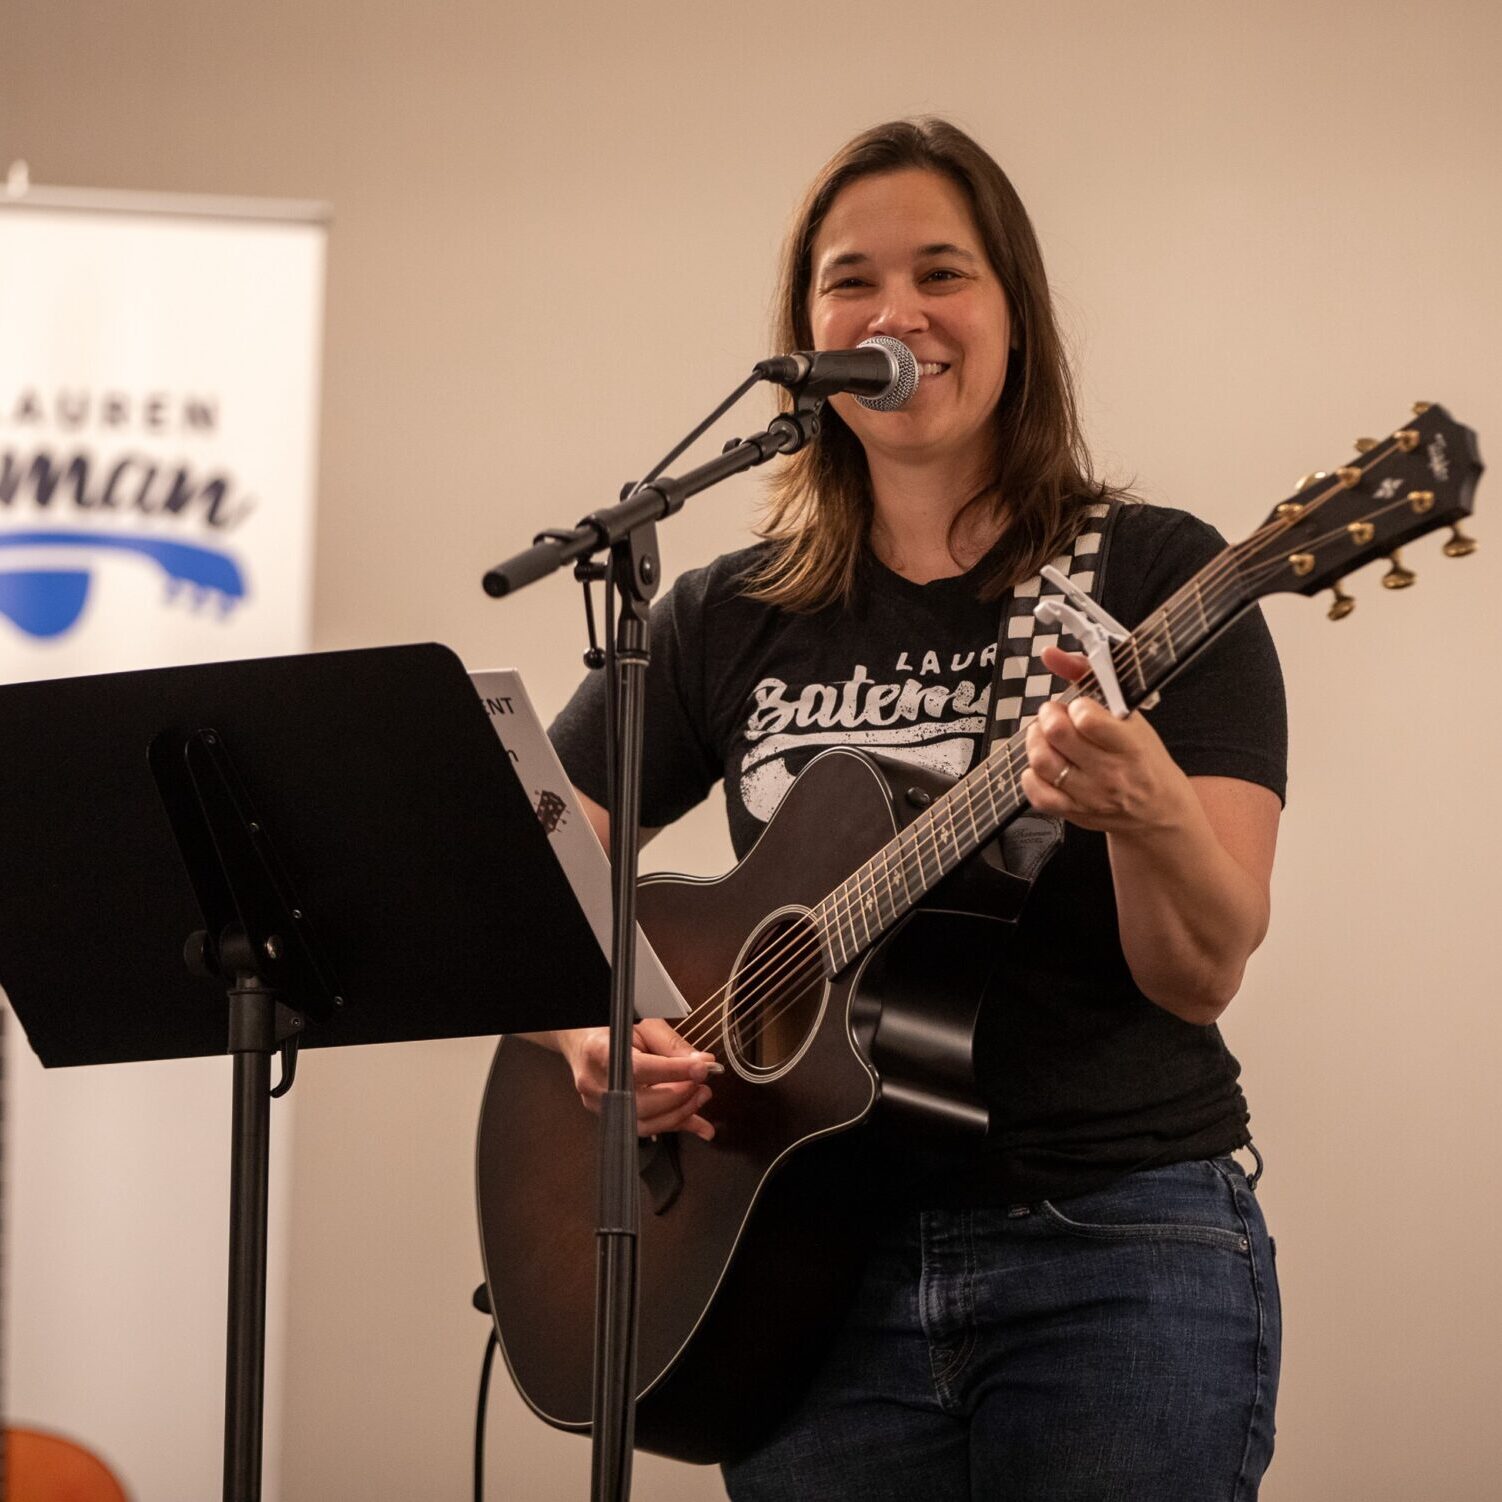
1240, 403, 1482, 616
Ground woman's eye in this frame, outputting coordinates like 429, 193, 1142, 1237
924, 268, 962, 283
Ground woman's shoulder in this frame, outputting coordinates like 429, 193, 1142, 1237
1109, 498, 1227, 564
665, 540, 781, 614
1100, 499, 1233, 622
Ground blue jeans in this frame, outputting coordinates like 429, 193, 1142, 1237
722, 1157, 1280, 1501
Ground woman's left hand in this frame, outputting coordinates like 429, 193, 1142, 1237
1018, 644, 1280, 1024
1019, 645, 1196, 837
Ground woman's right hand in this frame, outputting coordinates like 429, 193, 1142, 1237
555, 1018, 719, 1141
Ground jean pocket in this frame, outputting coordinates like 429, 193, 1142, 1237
1037, 1197, 1251, 1254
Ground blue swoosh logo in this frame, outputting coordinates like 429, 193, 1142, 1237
0, 530, 248, 639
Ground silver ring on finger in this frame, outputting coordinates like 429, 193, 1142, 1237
1053, 762, 1074, 790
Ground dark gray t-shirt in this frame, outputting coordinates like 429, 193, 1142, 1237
550, 501, 1287, 1203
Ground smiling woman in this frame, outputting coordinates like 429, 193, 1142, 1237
752, 120, 1112, 620
540, 116, 1287, 1500
807, 171, 1014, 570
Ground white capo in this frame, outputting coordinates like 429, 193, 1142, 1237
1033, 564, 1137, 718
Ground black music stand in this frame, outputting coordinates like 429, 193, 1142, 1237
0, 643, 609, 1502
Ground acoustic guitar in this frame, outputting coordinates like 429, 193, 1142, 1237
476, 404, 1481, 1463
1, 1004, 131, 1501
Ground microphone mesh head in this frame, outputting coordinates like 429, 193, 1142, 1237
855, 335, 920, 411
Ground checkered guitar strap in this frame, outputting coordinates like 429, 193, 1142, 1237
978, 499, 1120, 884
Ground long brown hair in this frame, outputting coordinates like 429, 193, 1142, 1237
747, 117, 1118, 610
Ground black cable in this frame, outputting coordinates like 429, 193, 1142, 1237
627, 369, 764, 498
602, 367, 764, 810
474, 1323, 500, 1502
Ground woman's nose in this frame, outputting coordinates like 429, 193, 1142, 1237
867, 283, 928, 340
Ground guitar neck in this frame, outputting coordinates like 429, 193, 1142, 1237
808, 547, 1250, 973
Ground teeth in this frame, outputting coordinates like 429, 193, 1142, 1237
919, 362, 947, 376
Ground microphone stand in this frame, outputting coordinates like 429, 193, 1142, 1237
482, 392, 824, 1502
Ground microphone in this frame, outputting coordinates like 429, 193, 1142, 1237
755, 335, 920, 411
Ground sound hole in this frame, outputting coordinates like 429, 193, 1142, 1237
727, 910, 825, 1077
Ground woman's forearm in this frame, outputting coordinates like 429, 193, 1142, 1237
1107, 780, 1275, 1025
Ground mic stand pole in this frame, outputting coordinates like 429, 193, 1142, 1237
482, 395, 823, 1502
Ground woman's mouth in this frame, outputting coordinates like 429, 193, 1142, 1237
917, 361, 950, 378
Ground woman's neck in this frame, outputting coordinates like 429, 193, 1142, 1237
866, 451, 1003, 584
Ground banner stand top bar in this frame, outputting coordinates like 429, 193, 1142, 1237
2, 167, 330, 227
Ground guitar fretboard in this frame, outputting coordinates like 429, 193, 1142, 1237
808, 559, 1248, 973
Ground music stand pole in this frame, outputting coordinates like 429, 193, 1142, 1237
223, 975, 298, 1499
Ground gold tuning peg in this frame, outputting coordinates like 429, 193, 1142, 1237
1382, 552, 1416, 589
1296, 470, 1330, 491
1354, 437, 1379, 453
1443, 526, 1478, 558
1412, 401, 1433, 415
1327, 584, 1356, 620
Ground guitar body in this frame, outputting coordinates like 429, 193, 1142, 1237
4, 1427, 131, 1502
475, 747, 1009, 1463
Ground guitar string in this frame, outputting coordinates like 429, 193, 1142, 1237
708, 471, 1447, 1069
711, 465, 1459, 1070
661, 509, 1278, 1056
665, 448, 1412, 1064
662, 438, 1426, 1062
663, 548, 1260, 1063
662, 483, 1323, 1060
709, 465, 1447, 1071
665, 507, 1339, 1071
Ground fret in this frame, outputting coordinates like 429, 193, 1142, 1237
1122, 631, 1149, 698
911, 809, 937, 889
894, 829, 917, 904
1192, 578, 1210, 637
935, 803, 957, 870
1132, 616, 1174, 688
1159, 611, 1177, 663
865, 862, 891, 932
877, 846, 902, 923
833, 880, 858, 966
814, 897, 845, 974
959, 776, 983, 853
997, 742, 1024, 811
853, 871, 875, 949
981, 753, 1004, 832
832, 910, 849, 973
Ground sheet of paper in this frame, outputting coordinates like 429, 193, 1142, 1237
471, 668, 687, 1021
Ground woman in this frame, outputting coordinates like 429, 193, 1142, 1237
545, 118, 1284, 1499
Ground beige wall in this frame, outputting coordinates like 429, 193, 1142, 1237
3, 1, 1500, 1498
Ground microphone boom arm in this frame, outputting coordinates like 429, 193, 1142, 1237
481, 399, 823, 598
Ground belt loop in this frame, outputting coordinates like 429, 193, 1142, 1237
1246, 1140, 1265, 1190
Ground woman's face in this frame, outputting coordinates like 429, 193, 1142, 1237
807, 168, 1012, 481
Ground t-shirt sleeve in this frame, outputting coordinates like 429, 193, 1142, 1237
547, 567, 725, 829
1106, 506, 1288, 804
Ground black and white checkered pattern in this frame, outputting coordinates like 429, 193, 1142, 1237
987, 501, 1112, 746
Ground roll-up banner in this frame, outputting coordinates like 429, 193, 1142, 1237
0, 180, 326, 677
0, 177, 327, 1502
